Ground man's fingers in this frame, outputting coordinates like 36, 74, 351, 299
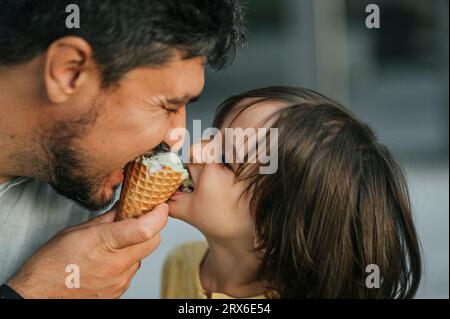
127, 261, 141, 277
117, 261, 141, 295
101, 203, 169, 250
121, 233, 162, 265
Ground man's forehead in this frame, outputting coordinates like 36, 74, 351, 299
118, 55, 205, 101
163, 59, 204, 99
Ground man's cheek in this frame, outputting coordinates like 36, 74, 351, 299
136, 122, 170, 146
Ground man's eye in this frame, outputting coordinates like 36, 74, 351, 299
159, 102, 180, 114
164, 107, 179, 114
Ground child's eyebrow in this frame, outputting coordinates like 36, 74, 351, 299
219, 130, 237, 163
220, 131, 258, 164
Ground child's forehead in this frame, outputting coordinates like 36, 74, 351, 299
220, 98, 288, 129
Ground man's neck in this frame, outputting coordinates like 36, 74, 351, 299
200, 237, 268, 298
0, 176, 13, 184
0, 62, 40, 182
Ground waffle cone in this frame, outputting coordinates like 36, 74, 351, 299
115, 161, 183, 221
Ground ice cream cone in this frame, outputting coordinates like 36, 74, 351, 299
115, 160, 184, 221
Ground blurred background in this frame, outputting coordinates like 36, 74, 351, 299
124, 0, 449, 298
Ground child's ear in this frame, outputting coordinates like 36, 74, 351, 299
253, 236, 261, 250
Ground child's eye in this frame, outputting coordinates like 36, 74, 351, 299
221, 154, 234, 171
221, 162, 233, 170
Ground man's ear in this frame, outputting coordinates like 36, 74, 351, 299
44, 36, 95, 103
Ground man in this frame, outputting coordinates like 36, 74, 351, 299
0, 0, 245, 298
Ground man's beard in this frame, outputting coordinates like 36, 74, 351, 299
47, 145, 119, 211
40, 106, 119, 211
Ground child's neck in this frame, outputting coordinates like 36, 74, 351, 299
200, 237, 268, 298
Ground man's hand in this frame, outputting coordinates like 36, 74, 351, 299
6, 203, 169, 298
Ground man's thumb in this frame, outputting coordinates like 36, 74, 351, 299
102, 203, 169, 249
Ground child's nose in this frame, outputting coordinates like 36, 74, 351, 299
189, 140, 220, 164
189, 141, 206, 164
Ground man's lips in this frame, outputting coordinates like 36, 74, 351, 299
110, 168, 125, 185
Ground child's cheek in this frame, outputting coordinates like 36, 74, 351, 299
197, 165, 234, 205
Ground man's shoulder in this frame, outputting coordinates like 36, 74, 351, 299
0, 177, 101, 224
0, 177, 102, 284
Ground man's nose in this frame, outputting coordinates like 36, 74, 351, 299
163, 107, 186, 152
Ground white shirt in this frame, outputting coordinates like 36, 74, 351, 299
0, 177, 108, 284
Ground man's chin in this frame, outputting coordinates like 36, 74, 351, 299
50, 182, 120, 212
75, 187, 119, 211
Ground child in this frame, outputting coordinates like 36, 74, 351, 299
161, 86, 421, 299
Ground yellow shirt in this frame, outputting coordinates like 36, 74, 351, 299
160, 241, 269, 299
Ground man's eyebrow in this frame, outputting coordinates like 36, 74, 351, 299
166, 95, 200, 106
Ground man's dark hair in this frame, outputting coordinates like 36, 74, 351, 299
0, 0, 246, 86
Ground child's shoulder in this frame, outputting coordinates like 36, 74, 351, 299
161, 241, 208, 298
164, 241, 208, 266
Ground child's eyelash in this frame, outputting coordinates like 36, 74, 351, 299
221, 162, 233, 170
221, 154, 234, 171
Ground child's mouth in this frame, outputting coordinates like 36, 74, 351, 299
178, 163, 195, 193
178, 175, 195, 193
178, 184, 194, 193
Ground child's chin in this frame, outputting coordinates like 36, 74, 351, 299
167, 200, 189, 219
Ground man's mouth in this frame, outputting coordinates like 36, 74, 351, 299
109, 168, 125, 186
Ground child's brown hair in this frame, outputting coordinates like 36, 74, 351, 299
213, 86, 421, 298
